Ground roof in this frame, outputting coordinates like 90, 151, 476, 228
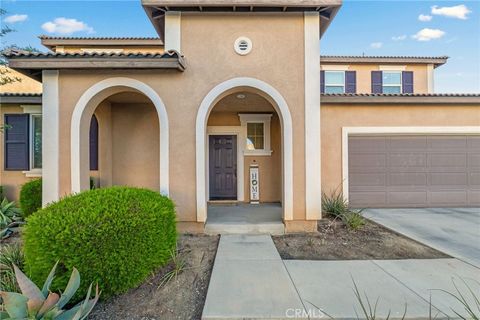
321, 55, 449, 68
39, 36, 164, 50
142, 0, 342, 40
321, 93, 480, 104
0, 93, 42, 104
5, 50, 185, 81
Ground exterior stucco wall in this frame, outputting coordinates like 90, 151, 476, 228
1, 67, 42, 94
321, 104, 480, 196
321, 63, 429, 94
0, 105, 35, 200
54, 13, 307, 222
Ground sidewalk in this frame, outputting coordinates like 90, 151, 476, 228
202, 235, 480, 319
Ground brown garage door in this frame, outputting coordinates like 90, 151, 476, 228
348, 135, 480, 208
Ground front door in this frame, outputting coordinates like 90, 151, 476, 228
209, 135, 237, 200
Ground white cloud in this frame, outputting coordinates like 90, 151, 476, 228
418, 14, 433, 22
370, 42, 383, 49
392, 35, 407, 41
412, 28, 445, 41
4, 14, 28, 23
41, 17, 94, 35
431, 4, 471, 20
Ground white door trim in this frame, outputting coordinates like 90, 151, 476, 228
342, 126, 480, 203
196, 77, 293, 223
71, 77, 169, 195
207, 126, 244, 202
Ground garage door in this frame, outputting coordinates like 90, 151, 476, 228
348, 135, 480, 208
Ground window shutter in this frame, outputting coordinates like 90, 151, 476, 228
345, 71, 357, 93
402, 71, 414, 94
89, 115, 99, 171
320, 70, 325, 93
371, 71, 383, 93
4, 114, 29, 170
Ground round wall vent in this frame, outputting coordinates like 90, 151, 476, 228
234, 37, 252, 55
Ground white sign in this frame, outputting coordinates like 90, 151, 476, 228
250, 165, 259, 204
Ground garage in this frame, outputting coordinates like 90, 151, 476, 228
348, 135, 480, 208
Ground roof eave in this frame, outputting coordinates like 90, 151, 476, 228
320, 56, 449, 68
7, 56, 186, 82
0, 94, 42, 104
321, 95, 480, 104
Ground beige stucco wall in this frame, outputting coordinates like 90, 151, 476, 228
54, 13, 307, 223
321, 63, 429, 94
0, 105, 36, 200
321, 104, 480, 196
1, 67, 42, 93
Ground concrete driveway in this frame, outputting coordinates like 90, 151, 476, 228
365, 208, 480, 268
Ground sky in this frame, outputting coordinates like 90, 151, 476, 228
2, 0, 479, 93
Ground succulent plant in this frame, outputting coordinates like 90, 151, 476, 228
0, 262, 100, 319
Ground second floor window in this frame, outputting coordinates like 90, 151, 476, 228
324, 71, 345, 94
382, 71, 402, 94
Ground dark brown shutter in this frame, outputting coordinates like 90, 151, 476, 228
89, 115, 99, 171
345, 71, 357, 93
4, 114, 29, 170
402, 71, 414, 94
371, 71, 383, 93
320, 70, 325, 93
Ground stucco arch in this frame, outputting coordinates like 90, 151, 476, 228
71, 77, 169, 195
196, 77, 293, 222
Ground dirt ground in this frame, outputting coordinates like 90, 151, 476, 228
90, 234, 219, 320
273, 217, 449, 260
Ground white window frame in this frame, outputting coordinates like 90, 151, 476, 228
324, 70, 346, 94
21, 105, 42, 177
382, 71, 402, 94
239, 113, 273, 156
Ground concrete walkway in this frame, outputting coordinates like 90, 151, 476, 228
203, 235, 480, 319
365, 208, 480, 267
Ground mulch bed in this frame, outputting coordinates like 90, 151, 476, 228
273, 217, 449, 260
90, 234, 219, 320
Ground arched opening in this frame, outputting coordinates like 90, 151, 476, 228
71, 78, 169, 195
196, 78, 293, 226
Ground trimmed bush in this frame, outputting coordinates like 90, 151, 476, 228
19, 178, 42, 217
23, 186, 177, 299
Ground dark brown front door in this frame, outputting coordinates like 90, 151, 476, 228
209, 135, 237, 200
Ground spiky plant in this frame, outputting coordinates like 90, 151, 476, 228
0, 262, 100, 319
0, 244, 24, 293
0, 198, 22, 229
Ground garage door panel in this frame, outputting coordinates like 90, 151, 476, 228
349, 134, 478, 208
428, 136, 467, 149
389, 173, 427, 186
349, 192, 386, 206
429, 173, 468, 187
427, 153, 467, 167
388, 136, 427, 149
429, 191, 467, 206
388, 192, 427, 205
389, 153, 426, 167
349, 137, 386, 151
349, 173, 386, 186
349, 153, 386, 169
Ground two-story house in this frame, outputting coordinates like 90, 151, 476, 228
1, 0, 479, 233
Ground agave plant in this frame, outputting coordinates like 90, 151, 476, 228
0, 198, 22, 229
0, 262, 100, 319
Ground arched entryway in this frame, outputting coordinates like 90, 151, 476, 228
196, 77, 293, 223
71, 77, 169, 195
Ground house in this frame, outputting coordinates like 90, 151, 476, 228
1, 0, 479, 233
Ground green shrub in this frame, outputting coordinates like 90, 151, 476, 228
341, 210, 365, 230
0, 243, 24, 293
321, 189, 349, 218
19, 178, 42, 217
23, 186, 177, 299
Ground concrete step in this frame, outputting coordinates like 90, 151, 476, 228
205, 221, 285, 235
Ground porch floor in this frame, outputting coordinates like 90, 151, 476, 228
205, 203, 284, 235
